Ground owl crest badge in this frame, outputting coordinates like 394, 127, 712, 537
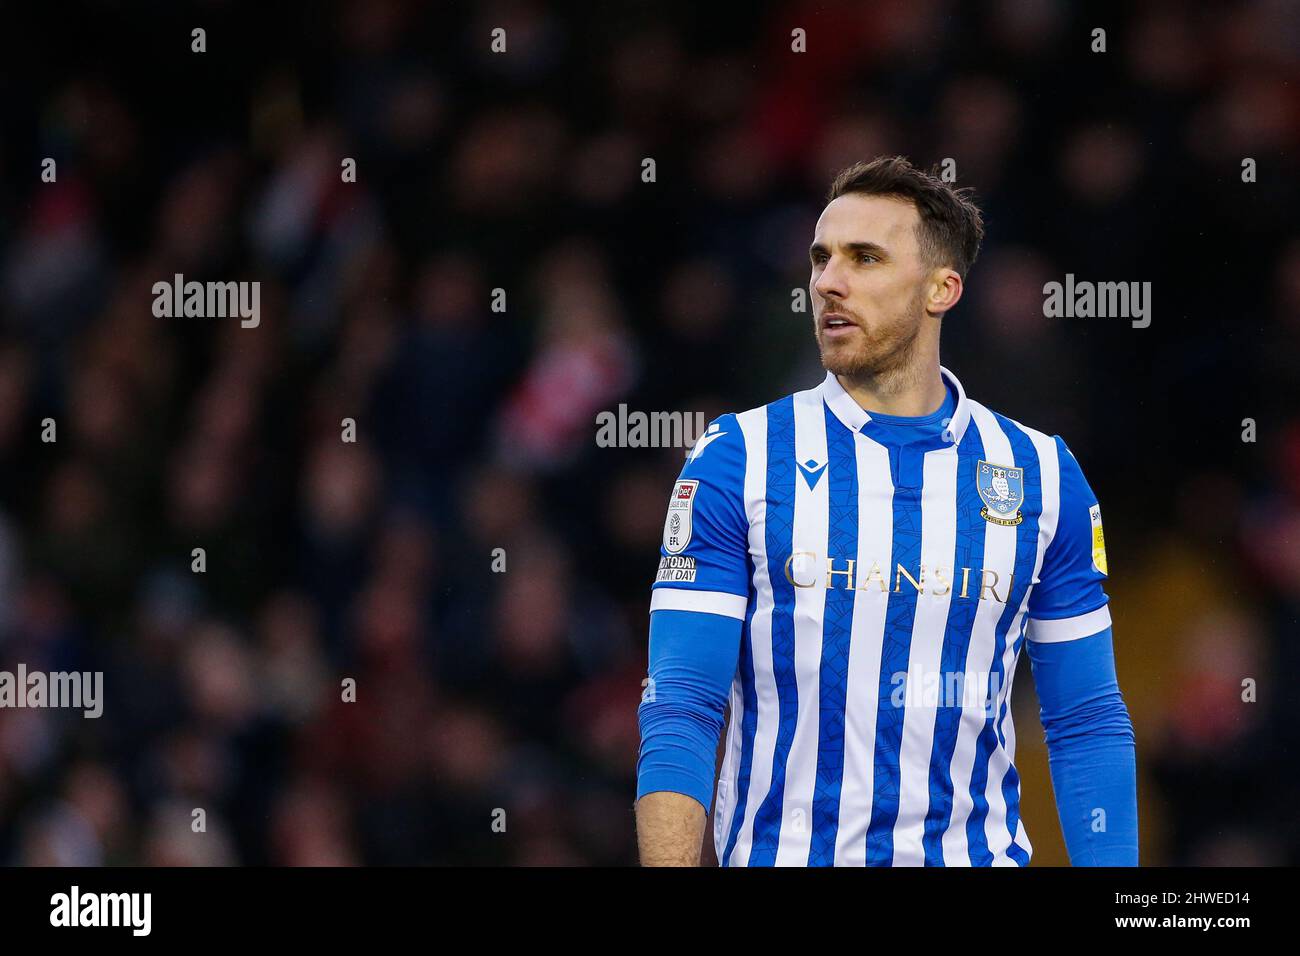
977, 460, 1025, 526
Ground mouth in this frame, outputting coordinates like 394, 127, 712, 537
819, 311, 857, 336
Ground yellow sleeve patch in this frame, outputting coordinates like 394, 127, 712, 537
1089, 504, 1108, 576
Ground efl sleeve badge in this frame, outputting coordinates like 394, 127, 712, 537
1089, 503, 1108, 575
663, 480, 699, 554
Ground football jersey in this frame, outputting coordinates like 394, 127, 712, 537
650, 366, 1111, 866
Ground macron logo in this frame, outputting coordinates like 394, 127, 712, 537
797, 458, 827, 490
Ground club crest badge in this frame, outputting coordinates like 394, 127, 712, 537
663, 480, 698, 554
977, 460, 1025, 526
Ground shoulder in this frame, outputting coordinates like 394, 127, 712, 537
680, 411, 745, 481
712, 380, 830, 450
681, 386, 808, 483
965, 399, 1090, 488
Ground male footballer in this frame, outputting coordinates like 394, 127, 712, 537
635, 156, 1138, 866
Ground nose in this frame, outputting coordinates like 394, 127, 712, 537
813, 257, 848, 304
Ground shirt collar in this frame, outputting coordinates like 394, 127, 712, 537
820, 365, 972, 447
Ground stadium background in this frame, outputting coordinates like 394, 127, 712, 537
0, 0, 1296, 865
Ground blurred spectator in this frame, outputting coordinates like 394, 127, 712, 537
0, 0, 1296, 866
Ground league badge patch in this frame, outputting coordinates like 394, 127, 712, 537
1089, 503, 1108, 575
977, 460, 1025, 526
663, 479, 698, 554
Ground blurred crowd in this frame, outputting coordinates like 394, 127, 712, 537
0, 0, 1296, 865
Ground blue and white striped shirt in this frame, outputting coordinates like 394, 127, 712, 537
645, 366, 1113, 866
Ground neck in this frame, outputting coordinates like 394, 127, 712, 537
835, 347, 946, 418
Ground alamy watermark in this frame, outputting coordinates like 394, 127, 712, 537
0, 665, 102, 718
152, 273, 260, 327
1043, 274, 1151, 328
595, 405, 708, 455
50, 886, 150, 936
889, 669, 1006, 717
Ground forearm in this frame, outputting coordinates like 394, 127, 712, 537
636, 790, 708, 866
1046, 718, 1138, 865
635, 607, 741, 866
1028, 626, 1139, 866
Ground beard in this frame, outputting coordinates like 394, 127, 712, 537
814, 290, 928, 381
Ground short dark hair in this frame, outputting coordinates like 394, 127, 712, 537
826, 156, 985, 279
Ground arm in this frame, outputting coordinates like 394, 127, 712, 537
635, 416, 750, 866
1026, 626, 1138, 865
636, 608, 742, 865
1025, 436, 1138, 865
636, 791, 709, 866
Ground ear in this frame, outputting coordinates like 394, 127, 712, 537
927, 268, 963, 316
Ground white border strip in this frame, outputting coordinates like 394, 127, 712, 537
1025, 605, 1112, 643
650, 588, 749, 620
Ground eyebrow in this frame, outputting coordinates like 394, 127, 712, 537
809, 240, 889, 260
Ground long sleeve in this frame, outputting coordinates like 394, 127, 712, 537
1027, 626, 1138, 865
637, 414, 750, 812
1024, 436, 1137, 865
637, 609, 742, 811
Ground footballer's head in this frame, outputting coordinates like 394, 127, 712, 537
810, 156, 984, 379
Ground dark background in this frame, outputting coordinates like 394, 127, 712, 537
0, 0, 1296, 864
